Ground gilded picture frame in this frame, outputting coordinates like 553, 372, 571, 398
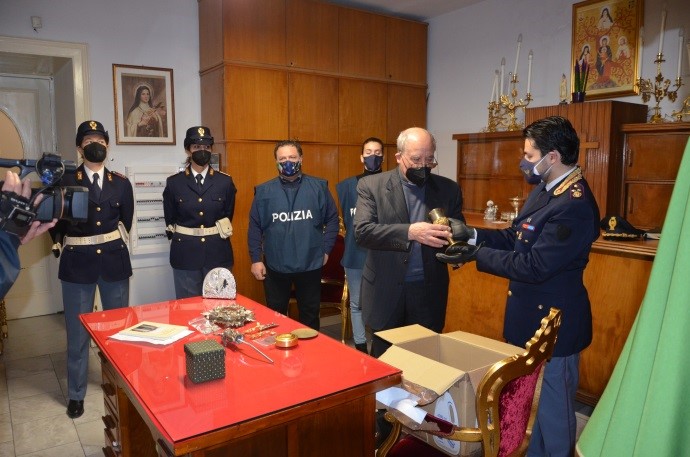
113, 64, 176, 145
571, 0, 644, 100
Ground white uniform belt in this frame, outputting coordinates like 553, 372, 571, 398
64, 229, 121, 246
175, 225, 220, 236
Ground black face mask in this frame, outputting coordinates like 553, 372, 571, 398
406, 166, 431, 187
83, 143, 107, 163
191, 149, 211, 167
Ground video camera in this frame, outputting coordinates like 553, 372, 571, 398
0, 153, 89, 237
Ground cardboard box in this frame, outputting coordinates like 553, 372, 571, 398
377, 325, 522, 456
184, 339, 226, 384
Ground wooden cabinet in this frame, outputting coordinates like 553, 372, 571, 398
621, 122, 690, 230
338, 7, 386, 79
385, 17, 427, 84
525, 101, 647, 215
289, 73, 339, 142
226, 65, 288, 141
338, 78, 388, 144
199, 0, 427, 302
453, 131, 530, 214
287, 0, 339, 71
387, 84, 427, 144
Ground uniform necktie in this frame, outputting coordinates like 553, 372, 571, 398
92, 172, 101, 200
196, 174, 203, 189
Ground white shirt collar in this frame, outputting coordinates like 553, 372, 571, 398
84, 165, 105, 185
545, 166, 576, 192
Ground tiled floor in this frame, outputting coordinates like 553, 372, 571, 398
0, 314, 589, 456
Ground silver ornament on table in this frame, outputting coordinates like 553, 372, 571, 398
202, 267, 237, 299
203, 303, 255, 328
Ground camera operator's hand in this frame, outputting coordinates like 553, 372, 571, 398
2, 170, 57, 245
436, 242, 483, 265
448, 218, 475, 243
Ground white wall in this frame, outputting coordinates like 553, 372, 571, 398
0, 0, 201, 304
428, 0, 690, 180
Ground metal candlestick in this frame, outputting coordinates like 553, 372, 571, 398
671, 95, 690, 122
637, 53, 683, 123
486, 73, 532, 132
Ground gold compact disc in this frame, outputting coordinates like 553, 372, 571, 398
292, 328, 318, 339
275, 333, 298, 348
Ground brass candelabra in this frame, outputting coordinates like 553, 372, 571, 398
486, 73, 532, 132
637, 53, 683, 123
671, 95, 690, 122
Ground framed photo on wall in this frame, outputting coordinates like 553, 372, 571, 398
113, 64, 176, 145
571, 0, 644, 100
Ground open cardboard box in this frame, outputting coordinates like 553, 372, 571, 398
377, 324, 522, 456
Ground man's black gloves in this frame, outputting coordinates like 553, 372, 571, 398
448, 218, 474, 243
436, 242, 483, 265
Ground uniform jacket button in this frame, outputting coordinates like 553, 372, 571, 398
96, 249, 102, 254
96, 207, 101, 212
96, 221, 101, 226
508, 290, 512, 296
537, 304, 543, 310
201, 238, 206, 242
199, 211, 204, 216
198, 198, 203, 202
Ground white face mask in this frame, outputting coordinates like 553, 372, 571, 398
533, 153, 554, 181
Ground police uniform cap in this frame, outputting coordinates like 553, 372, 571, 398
600, 214, 646, 241
76, 120, 109, 146
184, 126, 214, 149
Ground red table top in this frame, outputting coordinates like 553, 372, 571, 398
80, 295, 401, 445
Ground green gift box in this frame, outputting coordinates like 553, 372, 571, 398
184, 339, 226, 384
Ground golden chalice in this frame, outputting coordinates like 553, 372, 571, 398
428, 208, 462, 248
508, 196, 525, 219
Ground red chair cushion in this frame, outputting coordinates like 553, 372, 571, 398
497, 361, 544, 457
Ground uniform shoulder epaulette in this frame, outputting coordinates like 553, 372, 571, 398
110, 170, 126, 179
214, 169, 231, 177
553, 167, 583, 197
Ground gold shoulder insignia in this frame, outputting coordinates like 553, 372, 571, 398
184, 168, 190, 176
570, 183, 583, 199
76, 170, 83, 181
553, 167, 583, 196
209, 167, 215, 176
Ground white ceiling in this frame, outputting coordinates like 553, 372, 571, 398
325, 0, 482, 21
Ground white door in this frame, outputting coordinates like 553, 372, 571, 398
0, 74, 62, 318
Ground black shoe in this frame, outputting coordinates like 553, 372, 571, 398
67, 399, 84, 418
355, 343, 369, 354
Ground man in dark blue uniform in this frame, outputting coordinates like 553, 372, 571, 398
336, 137, 384, 353
163, 126, 236, 298
50, 120, 134, 419
438, 116, 600, 457
248, 140, 339, 331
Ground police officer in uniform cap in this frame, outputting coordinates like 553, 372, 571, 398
163, 126, 236, 298
248, 140, 339, 331
49, 120, 134, 419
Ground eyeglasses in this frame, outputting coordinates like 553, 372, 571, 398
405, 155, 438, 169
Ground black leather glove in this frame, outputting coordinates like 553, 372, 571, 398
166, 229, 174, 240
448, 218, 474, 243
436, 242, 483, 265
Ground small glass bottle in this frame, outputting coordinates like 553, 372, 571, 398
484, 200, 497, 221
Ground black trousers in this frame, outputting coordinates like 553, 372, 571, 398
264, 266, 322, 330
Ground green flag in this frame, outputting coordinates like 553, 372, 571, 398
577, 138, 690, 456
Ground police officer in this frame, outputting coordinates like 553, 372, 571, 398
50, 120, 134, 419
248, 140, 339, 330
336, 137, 384, 353
163, 126, 236, 298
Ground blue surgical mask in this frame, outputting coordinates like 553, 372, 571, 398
363, 155, 383, 172
277, 160, 301, 177
519, 155, 552, 184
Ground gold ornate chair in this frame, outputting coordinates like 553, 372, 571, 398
378, 308, 562, 457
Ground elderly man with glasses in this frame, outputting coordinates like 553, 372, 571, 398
353, 127, 464, 358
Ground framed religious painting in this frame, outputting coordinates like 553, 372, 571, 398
571, 0, 644, 100
113, 64, 176, 145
